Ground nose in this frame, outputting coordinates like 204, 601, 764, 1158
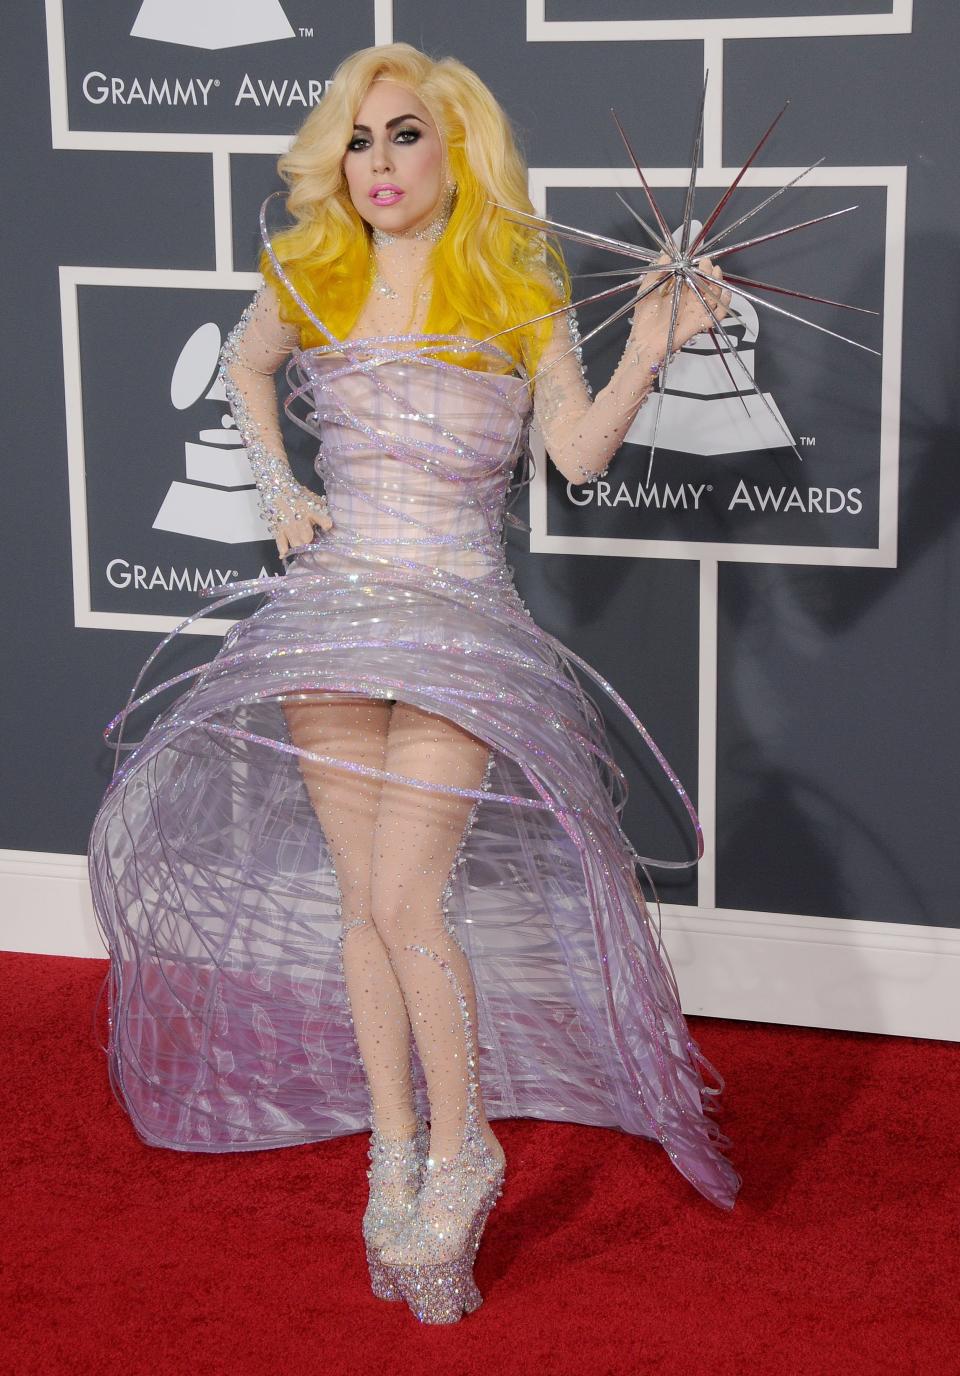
371, 136, 393, 176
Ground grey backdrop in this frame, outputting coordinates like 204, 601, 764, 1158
3, 3, 956, 935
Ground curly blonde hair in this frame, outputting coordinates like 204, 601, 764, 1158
258, 42, 569, 376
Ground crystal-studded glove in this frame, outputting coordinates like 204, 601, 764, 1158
531, 254, 728, 486
531, 287, 659, 487
254, 468, 331, 540
219, 283, 333, 540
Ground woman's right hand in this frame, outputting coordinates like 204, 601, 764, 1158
274, 495, 334, 560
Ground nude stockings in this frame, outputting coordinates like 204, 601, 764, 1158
280, 694, 498, 1172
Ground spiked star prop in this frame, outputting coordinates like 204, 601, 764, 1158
487, 72, 880, 485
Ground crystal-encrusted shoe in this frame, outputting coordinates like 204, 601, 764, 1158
377, 942, 507, 1324
362, 1115, 429, 1300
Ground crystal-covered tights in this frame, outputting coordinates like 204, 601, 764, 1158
280, 693, 501, 1165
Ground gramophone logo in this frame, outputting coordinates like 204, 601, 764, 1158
130, 0, 295, 50
623, 219, 795, 460
625, 290, 795, 459
51, 0, 375, 142
152, 320, 271, 545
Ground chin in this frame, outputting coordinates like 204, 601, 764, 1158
365, 204, 432, 234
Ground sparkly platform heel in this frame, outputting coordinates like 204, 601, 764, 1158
362, 1116, 429, 1300
378, 942, 507, 1324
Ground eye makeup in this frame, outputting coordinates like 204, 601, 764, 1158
347, 127, 422, 154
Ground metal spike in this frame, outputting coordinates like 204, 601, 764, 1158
687, 99, 790, 258
614, 193, 671, 255
527, 275, 669, 387
687, 265, 881, 354
482, 104, 879, 457
489, 201, 654, 262
574, 267, 648, 279
698, 157, 825, 255
478, 272, 646, 347
704, 206, 859, 262
716, 270, 878, 315
705, 328, 751, 413
644, 274, 685, 485
609, 107, 674, 246
528, 294, 643, 389
680, 70, 709, 255
684, 275, 804, 462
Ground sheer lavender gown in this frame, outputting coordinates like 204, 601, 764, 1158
87, 218, 742, 1214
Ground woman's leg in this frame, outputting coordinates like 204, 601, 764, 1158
280, 693, 419, 1140
369, 701, 502, 1168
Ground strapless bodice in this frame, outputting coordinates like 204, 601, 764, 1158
287, 343, 533, 580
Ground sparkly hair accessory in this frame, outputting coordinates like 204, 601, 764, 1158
487, 71, 881, 484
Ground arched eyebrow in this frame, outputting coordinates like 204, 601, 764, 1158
351, 114, 429, 133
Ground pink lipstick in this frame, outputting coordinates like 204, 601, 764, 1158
369, 184, 405, 205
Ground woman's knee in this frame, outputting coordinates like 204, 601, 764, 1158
368, 886, 451, 953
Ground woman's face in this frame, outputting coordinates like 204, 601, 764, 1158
342, 79, 446, 237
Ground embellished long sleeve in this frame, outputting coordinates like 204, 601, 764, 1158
532, 299, 670, 487
218, 282, 330, 533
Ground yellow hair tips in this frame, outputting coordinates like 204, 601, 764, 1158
256, 42, 570, 380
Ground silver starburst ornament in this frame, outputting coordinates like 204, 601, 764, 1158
490, 72, 880, 485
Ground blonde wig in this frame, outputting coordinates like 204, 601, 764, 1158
257, 42, 570, 377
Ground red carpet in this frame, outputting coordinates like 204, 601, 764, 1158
0, 951, 954, 1375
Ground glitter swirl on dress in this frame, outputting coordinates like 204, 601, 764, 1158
87, 192, 740, 1213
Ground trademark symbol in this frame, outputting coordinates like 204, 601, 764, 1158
213, 79, 220, 87
706, 484, 713, 491
800, 436, 816, 446
299, 26, 315, 38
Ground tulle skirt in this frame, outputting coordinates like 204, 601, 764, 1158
88, 537, 741, 1211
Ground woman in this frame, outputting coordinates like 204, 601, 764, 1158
88, 42, 737, 1324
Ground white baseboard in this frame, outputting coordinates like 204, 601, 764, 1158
656, 903, 959, 1042
2, 849, 957, 1042
1, 849, 107, 959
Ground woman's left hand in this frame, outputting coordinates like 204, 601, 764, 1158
631, 252, 732, 356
